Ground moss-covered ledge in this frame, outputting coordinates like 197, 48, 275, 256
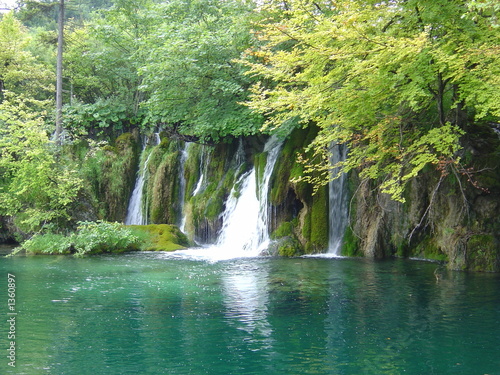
127, 224, 189, 251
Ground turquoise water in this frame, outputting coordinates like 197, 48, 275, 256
1, 252, 499, 374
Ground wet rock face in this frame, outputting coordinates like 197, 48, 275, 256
348, 158, 500, 271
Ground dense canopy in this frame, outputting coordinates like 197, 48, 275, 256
0, 0, 499, 230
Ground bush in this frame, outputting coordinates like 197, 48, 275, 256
71, 221, 142, 256
17, 233, 73, 255
15, 221, 143, 256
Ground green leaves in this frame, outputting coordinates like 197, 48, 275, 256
243, 0, 499, 201
139, 0, 262, 141
16, 221, 142, 256
0, 12, 54, 108
0, 94, 82, 231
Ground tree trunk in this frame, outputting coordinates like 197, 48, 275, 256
436, 72, 446, 126
55, 0, 64, 146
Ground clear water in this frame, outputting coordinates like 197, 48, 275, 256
1, 253, 499, 375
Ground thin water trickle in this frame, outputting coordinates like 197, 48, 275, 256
328, 143, 348, 255
125, 135, 160, 225
179, 143, 190, 232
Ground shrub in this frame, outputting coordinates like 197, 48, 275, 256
72, 221, 141, 256
15, 221, 143, 256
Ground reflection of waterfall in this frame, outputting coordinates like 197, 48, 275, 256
328, 144, 348, 255
215, 136, 282, 256
124, 135, 160, 225
222, 264, 273, 347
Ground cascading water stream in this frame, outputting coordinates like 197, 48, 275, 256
328, 143, 348, 255
124, 134, 160, 225
214, 136, 282, 257
178, 143, 190, 232
192, 145, 210, 197
175, 136, 282, 261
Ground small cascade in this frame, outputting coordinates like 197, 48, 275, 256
328, 143, 348, 255
178, 143, 190, 232
192, 145, 210, 197
214, 136, 283, 257
124, 134, 160, 225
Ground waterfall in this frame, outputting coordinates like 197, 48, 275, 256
179, 143, 190, 232
124, 134, 160, 225
214, 136, 282, 256
192, 145, 210, 197
328, 144, 348, 255
125, 152, 151, 225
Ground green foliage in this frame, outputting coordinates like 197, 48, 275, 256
0, 94, 82, 232
72, 221, 140, 256
63, 0, 158, 131
16, 232, 73, 255
62, 97, 141, 137
0, 12, 54, 108
17, 221, 142, 256
140, 0, 263, 141
127, 224, 189, 251
243, 0, 500, 202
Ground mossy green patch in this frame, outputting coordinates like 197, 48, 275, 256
271, 221, 295, 240
127, 224, 189, 251
270, 127, 317, 205
412, 235, 448, 262
466, 234, 499, 272
309, 185, 329, 251
341, 225, 361, 257
77, 133, 139, 222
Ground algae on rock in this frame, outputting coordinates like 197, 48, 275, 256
127, 224, 189, 251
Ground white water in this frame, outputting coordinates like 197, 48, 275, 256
192, 145, 210, 197
125, 152, 151, 225
328, 144, 348, 255
174, 136, 282, 261
124, 134, 160, 225
179, 143, 190, 232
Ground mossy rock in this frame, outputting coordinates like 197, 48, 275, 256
267, 236, 304, 257
127, 224, 189, 251
466, 234, 499, 272
270, 126, 318, 205
412, 236, 448, 262
341, 225, 361, 257
271, 221, 295, 240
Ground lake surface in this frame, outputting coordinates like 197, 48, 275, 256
1, 251, 499, 374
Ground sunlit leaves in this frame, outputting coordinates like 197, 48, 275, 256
0, 94, 82, 231
0, 12, 54, 109
243, 0, 499, 201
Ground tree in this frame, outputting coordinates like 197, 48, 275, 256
55, 0, 63, 145
0, 93, 82, 232
139, 0, 263, 142
0, 12, 54, 110
243, 0, 500, 201
62, 0, 159, 136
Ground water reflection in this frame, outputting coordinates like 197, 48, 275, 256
1, 255, 499, 374
221, 263, 274, 350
